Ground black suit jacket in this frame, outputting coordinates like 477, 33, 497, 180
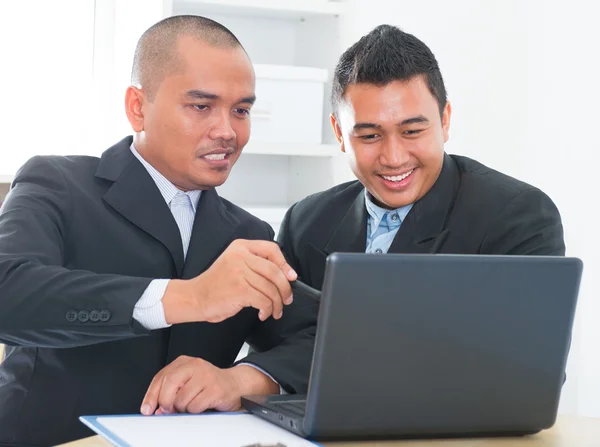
278, 153, 565, 290
0, 137, 317, 447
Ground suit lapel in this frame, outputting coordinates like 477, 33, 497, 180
181, 188, 239, 279
323, 191, 368, 255
95, 137, 185, 275
305, 191, 367, 289
387, 153, 461, 254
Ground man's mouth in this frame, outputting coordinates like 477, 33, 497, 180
203, 153, 228, 161
380, 169, 415, 182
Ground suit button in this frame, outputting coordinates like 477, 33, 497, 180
66, 310, 78, 323
89, 310, 100, 322
78, 310, 90, 323
99, 310, 111, 322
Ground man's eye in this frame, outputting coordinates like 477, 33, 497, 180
359, 134, 379, 140
404, 129, 423, 136
234, 108, 250, 116
193, 105, 209, 111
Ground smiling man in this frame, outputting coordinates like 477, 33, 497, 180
0, 16, 317, 446
278, 24, 565, 290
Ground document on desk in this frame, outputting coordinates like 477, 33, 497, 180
80, 413, 322, 447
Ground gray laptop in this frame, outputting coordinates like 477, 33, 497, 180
242, 253, 582, 441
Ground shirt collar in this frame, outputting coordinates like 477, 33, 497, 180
130, 144, 202, 213
364, 189, 413, 235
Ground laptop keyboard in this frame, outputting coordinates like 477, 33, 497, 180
271, 400, 307, 417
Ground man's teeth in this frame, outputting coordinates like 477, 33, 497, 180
204, 153, 227, 161
382, 169, 414, 182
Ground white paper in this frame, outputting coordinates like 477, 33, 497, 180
94, 413, 319, 447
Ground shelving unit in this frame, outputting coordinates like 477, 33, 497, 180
0, 177, 12, 205
243, 142, 339, 157
0, 183, 9, 206
173, 0, 346, 18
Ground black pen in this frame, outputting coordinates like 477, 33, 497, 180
275, 241, 322, 300
430, 229, 449, 254
290, 278, 322, 300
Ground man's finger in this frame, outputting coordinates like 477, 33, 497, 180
243, 277, 275, 321
156, 366, 194, 414
141, 373, 163, 415
244, 264, 284, 319
173, 376, 206, 413
244, 240, 297, 281
186, 389, 215, 414
246, 255, 293, 307
141, 356, 192, 415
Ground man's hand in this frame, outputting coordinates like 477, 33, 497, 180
163, 239, 297, 325
140, 356, 280, 415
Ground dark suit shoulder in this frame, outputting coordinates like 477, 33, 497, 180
451, 154, 541, 201
219, 197, 273, 238
219, 196, 265, 223
448, 154, 563, 255
291, 180, 362, 220
15, 154, 101, 189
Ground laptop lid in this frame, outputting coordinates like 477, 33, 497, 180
302, 253, 582, 439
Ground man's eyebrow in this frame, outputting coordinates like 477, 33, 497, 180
400, 115, 429, 125
353, 122, 382, 131
184, 90, 256, 105
352, 116, 429, 131
238, 96, 256, 105
185, 89, 219, 100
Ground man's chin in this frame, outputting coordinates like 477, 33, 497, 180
369, 189, 416, 210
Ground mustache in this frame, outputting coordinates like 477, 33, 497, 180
195, 139, 237, 156
376, 164, 418, 174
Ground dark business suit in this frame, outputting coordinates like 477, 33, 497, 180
0, 137, 317, 447
278, 153, 565, 290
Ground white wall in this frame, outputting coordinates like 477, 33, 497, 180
341, 0, 600, 415
0, 0, 95, 174
92, 0, 167, 153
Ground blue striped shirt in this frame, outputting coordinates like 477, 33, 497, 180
365, 190, 413, 254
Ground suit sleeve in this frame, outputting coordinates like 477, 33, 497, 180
241, 206, 319, 394
480, 188, 566, 255
0, 156, 153, 348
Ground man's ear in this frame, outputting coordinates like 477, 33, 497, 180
330, 113, 346, 153
442, 101, 452, 143
125, 86, 146, 133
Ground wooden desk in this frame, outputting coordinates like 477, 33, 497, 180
58, 415, 600, 447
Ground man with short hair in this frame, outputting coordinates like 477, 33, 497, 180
278, 24, 564, 290
0, 15, 317, 446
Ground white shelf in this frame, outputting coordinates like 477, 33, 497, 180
242, 142, 339, 157
0, 175, 14, 184
173, 0, 346, 19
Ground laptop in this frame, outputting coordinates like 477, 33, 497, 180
242, 253, 582, 441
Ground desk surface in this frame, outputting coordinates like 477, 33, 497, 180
58, 415, 600, 447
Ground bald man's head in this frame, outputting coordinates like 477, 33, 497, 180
131, 15, 244, 101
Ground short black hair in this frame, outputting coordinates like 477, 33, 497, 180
131, 15, 243, 101
331, 24, 447, 117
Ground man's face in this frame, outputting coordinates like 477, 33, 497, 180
132, 36, 255, 190
331, 76, 451, 209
